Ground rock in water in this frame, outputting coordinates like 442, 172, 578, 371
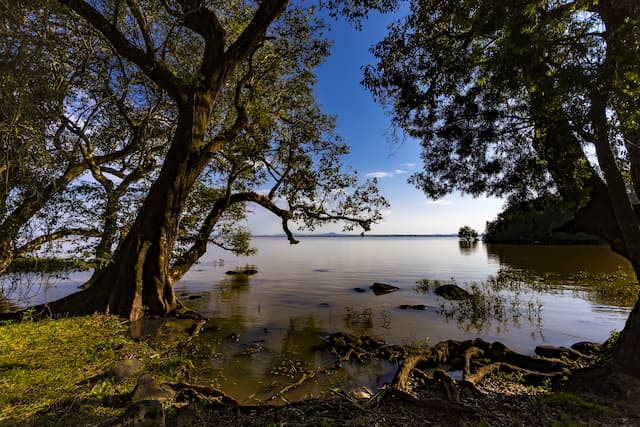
370, 282, 400, 295
398, 304, 427, 310
434, 284, 471, 300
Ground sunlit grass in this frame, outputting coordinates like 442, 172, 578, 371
0, 314, 204, 425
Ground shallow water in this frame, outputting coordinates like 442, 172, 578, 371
2, 236, 635, 403
178, 236, 633, 403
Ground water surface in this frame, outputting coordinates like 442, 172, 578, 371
3, 236, 635, 403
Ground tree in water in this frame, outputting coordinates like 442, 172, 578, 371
6, 0, 389, 320
457, 226, 478, 242
364, 0, 640, 379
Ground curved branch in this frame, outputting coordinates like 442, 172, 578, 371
56, 0, 188, 100
297, 206, 372, 231
16, 228, 101, 256
224, 0, 288, 71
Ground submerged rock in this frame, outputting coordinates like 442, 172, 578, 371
370, 282, 400, 295
353, 287, 367, 293
226, 268, 258, 275
434, 284, 471, 300
225, 332, 240, 342
398, 304, 427, 310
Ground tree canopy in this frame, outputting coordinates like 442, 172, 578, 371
364, 0, 640, 376
457, 226, 478, 242
1, 0, 390, 319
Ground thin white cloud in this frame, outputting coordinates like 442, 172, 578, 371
365, 171, 393, 179
365, 166, 409, 179
426, 199, 453, 206
401, 163, 417, 168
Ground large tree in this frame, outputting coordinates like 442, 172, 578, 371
0, 0, 169, 276
364, 0, 640, 378
10, 0, 389, 320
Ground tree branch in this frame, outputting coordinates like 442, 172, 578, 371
56, 0, 188, 100
16, 228, 102, 256
224, 0, 288, 76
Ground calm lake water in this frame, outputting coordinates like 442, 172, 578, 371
2, 236, 636, 403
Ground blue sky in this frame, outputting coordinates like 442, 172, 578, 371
245, 8, 504, 235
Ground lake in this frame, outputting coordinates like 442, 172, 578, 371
2, 236, 635, 403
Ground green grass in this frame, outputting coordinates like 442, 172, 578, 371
0, 314, 202, 426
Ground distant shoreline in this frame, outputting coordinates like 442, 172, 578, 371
253, 233, 459, 238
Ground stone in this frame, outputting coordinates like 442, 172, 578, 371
570, 341, 602, 356
225, 332, 240, 341
434, 284, 471, 300
225, 268, 258, 275
370, 282, 400, 295
398, 304, 427, 310
353, 287, 366, 293
132, 375, 175, 402
110, 358, 143, 382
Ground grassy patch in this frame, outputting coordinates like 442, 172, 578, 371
0, 314, 201, 426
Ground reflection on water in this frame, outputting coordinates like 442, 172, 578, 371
458, 240, 479, 255
170, 237, 635, 403
2, 237, 636, 403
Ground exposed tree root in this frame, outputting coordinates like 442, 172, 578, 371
169, 382, 238, 405
326, 333, 601, 400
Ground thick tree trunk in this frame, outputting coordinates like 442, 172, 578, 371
42, 96, 214, 320
612, 283, 640, 376
0, 241, 13, 277
590, 97, 640, 374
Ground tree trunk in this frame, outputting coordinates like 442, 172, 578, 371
0, 240, 13, 277
611, 284, 640, 376
43, 96, 213, 320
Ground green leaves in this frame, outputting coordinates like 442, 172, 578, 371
365, 0, 639, 209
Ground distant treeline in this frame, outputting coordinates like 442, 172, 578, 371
483, 195, 605, 245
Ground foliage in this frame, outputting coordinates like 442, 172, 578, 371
415, 274, 543, 334
0, 0, 171, 276
603, 329, 621, 351
483, 195, 604, 244
457, 225, 478, 242
363, 0, 640, 224
2, 0, 390, 310
365, 2, 640, 366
